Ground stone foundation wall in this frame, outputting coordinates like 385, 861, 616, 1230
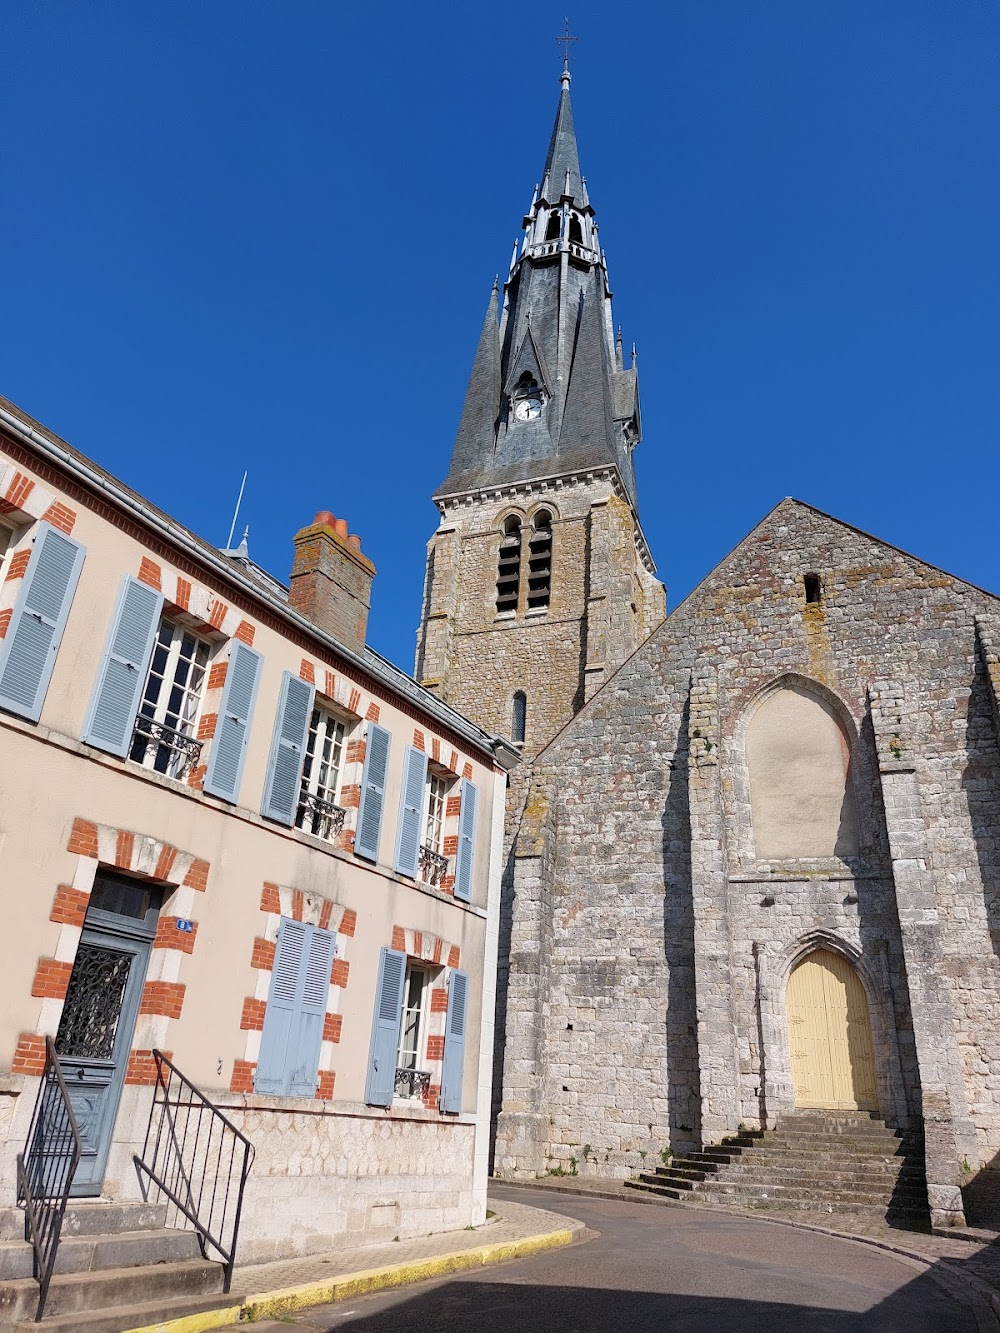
0, 1081, 476, 1264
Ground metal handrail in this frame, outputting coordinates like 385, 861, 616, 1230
16, 1036, 82, 1322
134, 1050, 254, 1293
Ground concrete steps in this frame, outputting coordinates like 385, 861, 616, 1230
624, 1111, 930, 1226
0, 1200, 227, 1330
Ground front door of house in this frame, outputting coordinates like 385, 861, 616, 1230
55, 871, 161, 1196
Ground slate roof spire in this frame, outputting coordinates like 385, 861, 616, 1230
446, 279, 501, 486
540, 63, 584, 205
435, 65, 644, 511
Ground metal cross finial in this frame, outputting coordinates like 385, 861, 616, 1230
556, 18, 578, 72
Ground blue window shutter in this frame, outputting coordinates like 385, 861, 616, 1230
0, 523, 85, 723
82, 575, 163, 754
204, 640, 262, 802
254, 918, 306, 1096
440, 968, 469, 1114
287, 925, 335, 1097
365, 946, 406, 1107
394, 745, 427, 877
355, 722, 391, 862
255, 920, 335, 1098
454, 779, 478, 902
262, 671, 314, 825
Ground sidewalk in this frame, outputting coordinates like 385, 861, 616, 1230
127, 1196, 586, 1332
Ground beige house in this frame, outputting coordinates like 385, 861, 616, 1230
0, 393, 518, 1268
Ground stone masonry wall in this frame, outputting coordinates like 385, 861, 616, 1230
416, 474, 664, 755
494, 499, 1000, 1187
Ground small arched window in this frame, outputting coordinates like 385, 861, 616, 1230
526, 510, 553, 610
496, 516, 522, 614
568, 213, 583, 244
512, 691, 527, 744
544, 210, 561, 241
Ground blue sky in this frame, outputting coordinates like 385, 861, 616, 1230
2, 2, 998, 671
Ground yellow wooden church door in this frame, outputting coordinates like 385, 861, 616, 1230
786, 949, 878, 1111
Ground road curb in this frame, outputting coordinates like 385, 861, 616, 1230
124, 1221, 586, 1332
241, 1224, 585, 1322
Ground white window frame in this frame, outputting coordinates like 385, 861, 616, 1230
295, 704, 350, 840
395, 962, 432, 1100
418, 769, 453, 886
423, 771, 449, 857
130, 617, 211, 780
0, 520, 21, 581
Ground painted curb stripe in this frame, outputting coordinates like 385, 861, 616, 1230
123, 1226, 578, 1332
124, 1305, 242, 1333
244, 1227, 576, 1319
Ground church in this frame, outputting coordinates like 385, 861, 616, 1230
416, 61, 1000, 1231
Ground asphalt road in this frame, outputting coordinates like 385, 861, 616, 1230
257, 1185, 988, 1332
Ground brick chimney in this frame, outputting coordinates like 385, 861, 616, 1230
288, 511, 375, 655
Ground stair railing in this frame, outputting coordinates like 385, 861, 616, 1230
16, 1036, 82, 1322
133, 1050, 254, 1293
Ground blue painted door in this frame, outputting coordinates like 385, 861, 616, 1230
55, 873, 159, 1196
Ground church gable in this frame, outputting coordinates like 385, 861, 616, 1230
537, 494, 1000, 765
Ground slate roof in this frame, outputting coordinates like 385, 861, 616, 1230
441, 283, 501, 495
540, 83, 584, 204
435, 77, 641, 513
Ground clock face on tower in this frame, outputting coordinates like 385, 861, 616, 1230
514, 395, 543, 423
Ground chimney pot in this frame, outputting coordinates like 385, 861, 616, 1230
289, 511, 376, 654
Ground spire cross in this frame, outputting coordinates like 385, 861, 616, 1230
555, 18, 578, 73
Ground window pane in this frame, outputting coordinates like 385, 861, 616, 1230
130, 618, 210, 779
295, 707, 348, 840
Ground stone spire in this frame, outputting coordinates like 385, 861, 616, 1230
435, 68, 644, 511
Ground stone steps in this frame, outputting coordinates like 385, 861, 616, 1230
0, 1200, 227, 1329
0, 1203, 166, 1244
8, 1290, 236, 1333
0, 1257, 224, 1324
0, 1227, 200, 1280
639, 1168, 926, 1203
656, 1161, 924, 1187
650, 1162, 922, 1194
624, 1112, 930, 1225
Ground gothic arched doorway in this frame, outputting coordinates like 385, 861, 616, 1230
786, 949, 878, 1111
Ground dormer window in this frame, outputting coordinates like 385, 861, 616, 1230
513, 373, 543, 424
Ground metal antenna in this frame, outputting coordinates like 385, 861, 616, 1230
225, 470, 248, 550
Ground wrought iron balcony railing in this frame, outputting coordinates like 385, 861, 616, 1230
394, 1068, 431, 1100
419, 844, 449, 887
296, 791, 347, 843
131, 714, 204, 779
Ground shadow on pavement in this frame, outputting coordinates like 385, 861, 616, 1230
327, 1266, 977, 1332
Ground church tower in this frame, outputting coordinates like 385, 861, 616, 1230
415, 64, 664, 753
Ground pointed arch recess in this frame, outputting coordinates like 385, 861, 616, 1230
744, 675, 859, 859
